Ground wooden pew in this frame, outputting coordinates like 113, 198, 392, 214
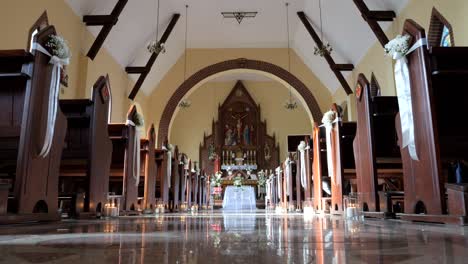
312, 123, 330, 213
108, 105, 140, 214
353, 74, 403, 218
396, 19, 468, 225
0, 19, 67, 223
329, 104, 357, 215
141, 124, 157, 213
58, 76, 112, 218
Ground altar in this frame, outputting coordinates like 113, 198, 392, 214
222, 186, 256, 210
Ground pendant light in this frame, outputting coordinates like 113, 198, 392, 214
283, 3, 298, 111
313, 0, 332, 57
179, 4, 192, 109
147, 0, 166, 54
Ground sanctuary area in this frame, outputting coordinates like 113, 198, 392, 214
0, 0, 468, 263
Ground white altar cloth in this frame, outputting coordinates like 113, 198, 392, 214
222, 186, 256, 210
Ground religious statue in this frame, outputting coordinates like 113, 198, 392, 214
232, 113, 248, 144
250, 125, 255, 145
264, 143, 271, 161
208, 142, 216, 160
243, 125, 250, 145
224, 125, 235, 146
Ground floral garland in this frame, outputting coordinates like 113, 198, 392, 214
132, 112, 144, 128
384, 35, 411, 60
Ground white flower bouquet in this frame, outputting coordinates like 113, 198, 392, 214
233, 176, 243, 187
257, 170, 266, 188
211, 171, 222, 187
321, 110, 336, 126
384, 35, 411, 60
45, 35, 71, 61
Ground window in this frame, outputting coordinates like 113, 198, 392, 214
428, 8, 454, 47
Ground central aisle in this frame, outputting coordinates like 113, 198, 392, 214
0, 211, 466, 263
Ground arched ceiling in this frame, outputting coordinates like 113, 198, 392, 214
66, 0, 408, 95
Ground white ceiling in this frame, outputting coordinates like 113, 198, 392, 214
66, 0, 409, 95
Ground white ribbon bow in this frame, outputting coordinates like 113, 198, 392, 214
394, 38, 427, 160
126, 120, 141, 187
32, 43, 69, 158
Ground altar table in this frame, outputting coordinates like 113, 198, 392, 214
222, 186, 256, 210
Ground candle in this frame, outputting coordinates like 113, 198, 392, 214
346, 207, 358, 218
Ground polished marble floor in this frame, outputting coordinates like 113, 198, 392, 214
0, 211, 467, 263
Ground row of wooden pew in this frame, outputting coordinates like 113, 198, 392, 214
0, 14, 205, 223
306, 18, 468, 224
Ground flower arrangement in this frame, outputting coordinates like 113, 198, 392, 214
297, 141, 306, 152
321, 110, 336, 126
211, 171, 222, 187
384, 35, 411, 60
45, 35, 71, 61
314, 43, 333, 57
233, 175, 243, 187
147, 40, 166, 54
257, 170, 266, 188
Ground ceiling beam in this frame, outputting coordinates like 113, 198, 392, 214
127, 13, 181, 100
353, 0, 396, 47
297, 11, 354, 95
84, 0, 128, 60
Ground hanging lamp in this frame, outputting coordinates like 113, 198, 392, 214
179, 5, 192, 109
147, 0, 166, 54
283, 3, 298, 111
313, 0, 332, 57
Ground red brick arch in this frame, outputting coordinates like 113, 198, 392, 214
158, 58, 323, 146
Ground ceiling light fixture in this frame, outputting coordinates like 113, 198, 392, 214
147, 0, 166, 54
314, 0, 333, 57
179, 4, 191, 109
221, 12, 258, 24
283, 3, 297, 111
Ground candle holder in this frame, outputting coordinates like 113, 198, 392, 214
344, 193, 361, 221
303, 198, 314, 216
103, 194, 121, 217
180, 202, 188, 212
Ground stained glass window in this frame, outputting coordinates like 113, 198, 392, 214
440, 26, 452, 47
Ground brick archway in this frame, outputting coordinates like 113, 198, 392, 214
158, 58, 323, 146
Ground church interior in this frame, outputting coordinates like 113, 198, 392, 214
1, 0, 468, 263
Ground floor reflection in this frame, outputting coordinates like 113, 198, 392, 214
0, 211, 467, 263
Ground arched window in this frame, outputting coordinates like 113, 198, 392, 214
428, 8, 455, 47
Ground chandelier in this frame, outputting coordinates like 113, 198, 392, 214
283, 3, 298, 111
147, 0, 166, 54
314, 0, 333, 57
179, 5, 191, 109
178, 100, 191, 108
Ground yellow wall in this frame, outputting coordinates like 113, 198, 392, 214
0, 0, 146, 123
333, 0, 468, 120
148, 48, 334, 149
171, 80, 312, 162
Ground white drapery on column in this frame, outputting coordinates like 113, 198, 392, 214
32, 43, 69, 158
162, 144, 173, 188
126, 120, 141, 187
393, 38, 427, 161
275, 166, 282, 201
298, 141, 308, 189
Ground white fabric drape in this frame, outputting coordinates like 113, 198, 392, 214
164, 145, 173, 188
284, 158, 291, 196
32, 43, 69, 158
393, 38, 427, 161
325, 122, 334, 180
298, 141, 308, 189
126, 120, 141, 187
275, 167, 282, 200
